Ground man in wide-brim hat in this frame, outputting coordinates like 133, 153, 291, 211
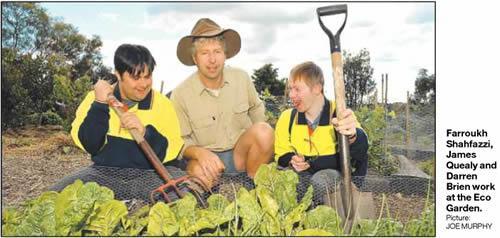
170, 18, 274, 188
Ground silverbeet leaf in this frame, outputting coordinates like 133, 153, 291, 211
84, 200, 128, 236
54, 180, 114, 235
147, 202, 178, 236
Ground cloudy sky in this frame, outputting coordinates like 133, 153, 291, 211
42, 2, 434, 102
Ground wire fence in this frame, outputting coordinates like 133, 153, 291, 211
385, 103, 435, 162
49, 165, 433, 223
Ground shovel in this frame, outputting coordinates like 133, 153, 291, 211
107, 95, 209, 206
317, 4, 375, 234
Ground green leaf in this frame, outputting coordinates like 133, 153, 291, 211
256, 187, 279, 218
147, 202, 178, 236
254, 163, 299, 214
256, 187, 281, 235
62, 146, 71, 154
237, 187, 262, 235
304, 205, 342, 235
352, 218, 403, 236
54, 180, 114, 235
14, 191, 58, 236
84, 200, 128, 236
171, 193, 199, 236
284, 186, 313, 235
2, 207, 22, 236
352, 219, 378, 236
207, 194, 230, 212
404, 205, 435, 236
2, 207, 22, 226
118, 204, 150, 236
296, 228, 334, 236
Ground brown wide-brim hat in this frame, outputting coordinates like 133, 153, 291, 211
177, 18, 241, 66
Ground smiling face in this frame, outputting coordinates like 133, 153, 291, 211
192, 38, 226, 82
116, 65, 152, 101
288, 78, 322, 113
288, 61, 325, 113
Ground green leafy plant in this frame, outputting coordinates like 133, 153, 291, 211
355, 105, 399, 175
2, 163, 434, 236
418, 159, 435, 177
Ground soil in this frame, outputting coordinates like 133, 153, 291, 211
372, 192, 430, 224
1, 125, 92, 210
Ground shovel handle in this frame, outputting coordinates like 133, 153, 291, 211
331, 51, 354, 201
318, 4, 355, 233
107, 95, 173, 182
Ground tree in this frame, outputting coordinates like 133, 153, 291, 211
252, 63, 286, 96
1, 48, 33, 128
1, 2, 49, 53
1, 2, 110, 129
412, 68, 435, 105
343, 48, 375, 109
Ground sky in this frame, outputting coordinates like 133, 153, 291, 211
41, 2, 435, 103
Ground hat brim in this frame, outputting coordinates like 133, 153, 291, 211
177, 29, 241, 66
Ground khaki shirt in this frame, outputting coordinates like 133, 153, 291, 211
171, 66, 266, 152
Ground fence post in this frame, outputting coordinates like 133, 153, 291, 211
406, 91, 411, 158
381, 74, 385, 104
384, 73, 388, 106
384, 73, 389, 156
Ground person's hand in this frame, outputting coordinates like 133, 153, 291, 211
186, 147, 225, 188
94, 80, 113, 103
331, 108, 357, 139
120, 112, 145, 137
290, 154, 310, 172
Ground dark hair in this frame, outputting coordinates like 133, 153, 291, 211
114, 44, 156, 78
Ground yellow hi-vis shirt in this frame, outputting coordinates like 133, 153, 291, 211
71, 87, 184, 168
274, 98, 362, 168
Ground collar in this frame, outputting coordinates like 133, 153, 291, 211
297, 96, 332, 126
191, 68, 230, 95
113, 85, 153, 110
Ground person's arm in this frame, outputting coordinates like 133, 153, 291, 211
71, 92, 109, 155
350, 128, 369, 176
274, 110, 295, 167
245, 73, 266, 123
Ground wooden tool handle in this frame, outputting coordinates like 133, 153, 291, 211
107, 95, 172, 182
331, 51, 356, 232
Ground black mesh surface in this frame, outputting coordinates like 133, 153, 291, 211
50, 166, 434, 218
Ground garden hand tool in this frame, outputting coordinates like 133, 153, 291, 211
107, 94, 209, 206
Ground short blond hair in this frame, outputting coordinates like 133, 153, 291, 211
289, 61, 324, 90
191, 35, 227, 56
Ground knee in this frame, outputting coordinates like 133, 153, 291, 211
351, 128, 369, 156
252, 122, 274, 148
310, 169, 341, 188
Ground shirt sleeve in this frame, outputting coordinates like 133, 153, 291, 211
70, 91, 109, 155
159, 98, 185, 162
274, 109, 295, 166
245, 72, 266, 123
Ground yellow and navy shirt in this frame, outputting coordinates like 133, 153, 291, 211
274, 98, 368, 174
71, 87, 184, 169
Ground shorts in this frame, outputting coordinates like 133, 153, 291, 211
215, 150, 239, 173
178, 149, 240, 173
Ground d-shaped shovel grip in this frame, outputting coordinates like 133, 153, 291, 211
317, 4, 348, 53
